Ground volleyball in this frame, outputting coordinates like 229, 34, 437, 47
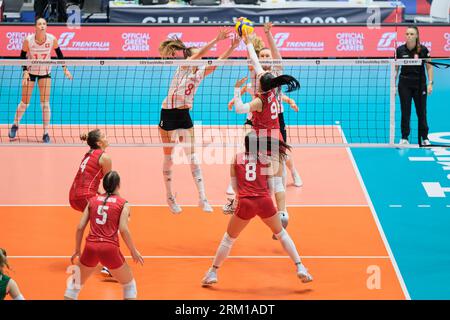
235, 18, 254, 37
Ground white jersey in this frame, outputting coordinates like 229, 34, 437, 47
249, 66, 284, 114
26, 33, 56, 76
162, 65, 207, 109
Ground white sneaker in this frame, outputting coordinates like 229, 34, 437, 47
292, 171, 303, 187
399, 139, 409, 145
199, 198, 213, 213
201, 268, 218, 287
297, 263, 313, 283
100, 266, 112, 278
422, 139, 431, 146
222, 198, 236, 215
226, 183, 235, 195
167, 195, 182, 214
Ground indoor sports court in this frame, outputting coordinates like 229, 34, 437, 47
1, 0, 450, 302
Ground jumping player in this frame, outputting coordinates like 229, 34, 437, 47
65, 171, 144, 300
8, 17, 73, 143
158, 28, 239, 214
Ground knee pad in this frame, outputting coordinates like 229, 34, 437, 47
279, 210, 289, 228
123, 279, 137, 300
222, 233, 236, 249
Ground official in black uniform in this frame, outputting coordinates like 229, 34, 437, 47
396, 26, 434, 146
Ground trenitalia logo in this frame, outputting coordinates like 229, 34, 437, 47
273, 32, 324, 52
58, 32, 110, 51
377, 32, 397, 51
58, 32, 76, 47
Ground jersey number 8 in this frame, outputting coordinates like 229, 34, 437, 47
245, 163, 257, 181
96, 205, 109, 225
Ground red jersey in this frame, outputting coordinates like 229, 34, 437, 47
253, 89, 281, 135
86, 194, 127, 247
69, 149, 104, 201
234, 152, 271, 199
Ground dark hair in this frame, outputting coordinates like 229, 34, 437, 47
407, 25, 421, 54
0, 248, 10, 270
244, 132, 291, 161
80, 129, 102, 149
260, 73, 300, 93
159, 37, 194, 59
101, 171, 121, 207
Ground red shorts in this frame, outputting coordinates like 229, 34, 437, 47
80, 241, 125, 270
69, 198, 88, 212
235, 196, 277, 220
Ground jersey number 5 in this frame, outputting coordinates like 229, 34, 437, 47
96, 205, 109, 225
245, 163, 257, 182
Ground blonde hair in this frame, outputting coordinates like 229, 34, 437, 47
159, 37, 194, 58
252, 36, 266, 56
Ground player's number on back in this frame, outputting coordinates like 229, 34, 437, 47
96, 205, 109, 225
245, 163, 257, 181
80, 157, 90, 173
270, 101, 278, 120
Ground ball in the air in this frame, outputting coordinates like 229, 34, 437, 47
235, 18, 254, 37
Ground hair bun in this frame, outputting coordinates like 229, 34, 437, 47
80, 133, 88, 141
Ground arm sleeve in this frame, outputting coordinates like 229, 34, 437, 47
246, 43, 264, 75
55, 47, 65, 59
234, 88, 250, 114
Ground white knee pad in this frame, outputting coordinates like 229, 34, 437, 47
123, 279, 137, 300
222, 232, 236, 249
13, 294, 25, 300
64, 287, 81, 300
279, 210, 289, 228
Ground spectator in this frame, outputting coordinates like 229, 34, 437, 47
34, 0, 68, 22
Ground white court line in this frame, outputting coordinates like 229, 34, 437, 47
389, 205, 403, 208
339, 127, 411, 300
408, 157, 435, 162
0, 204, 369, 208
418, 205, 431, 208
8, 255, 390, 259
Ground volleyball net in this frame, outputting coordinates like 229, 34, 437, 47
0, 58, 426, 147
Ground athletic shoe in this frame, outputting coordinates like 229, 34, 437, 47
43, 133, 50, 143
297, 263, 313, 283
201, 268, 218, 287
100, 266, 113, 278
8, 124, 18, 139
199, 198, 213, 213
226, 183, 235, 195
422, 139, 431, 146
399, 139, 409, 145
292, 171, 303, 187
222, 198, 236, 215
167, 195, 182, 214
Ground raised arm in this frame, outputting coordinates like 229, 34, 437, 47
189, 27, 231, 60
242, 32, 264, 75
233, 77, 262, 114
264, 22, 282, 60
204, 36, 241, 77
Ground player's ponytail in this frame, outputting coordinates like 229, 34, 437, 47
102, 171, 121, 207
244, 133, 291, 161
80, 129, 102, 150
0, 248, 10, 271
260, 73, 300, 93
159, 37, 190, 58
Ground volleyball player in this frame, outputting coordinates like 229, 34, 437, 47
65, 171, 144, 300
0, 248, 25, 300
8, 17, 73, 143
158, 28, 239, 214
201, 134, 312, 287
69, 129, 112, 277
